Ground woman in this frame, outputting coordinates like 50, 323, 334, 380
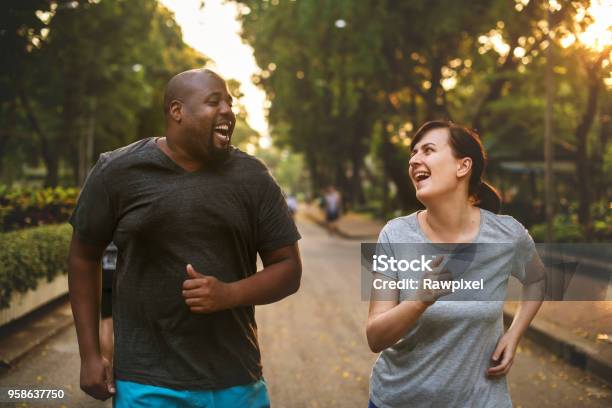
366, 121, 545, 407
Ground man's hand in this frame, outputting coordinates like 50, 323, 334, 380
182, 264, 235, 313
80, 355, 115, 400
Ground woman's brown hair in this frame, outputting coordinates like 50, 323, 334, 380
410, 120, 501, 214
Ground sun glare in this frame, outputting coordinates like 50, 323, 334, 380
159, 0, 270, 141
573, 0, 611, 51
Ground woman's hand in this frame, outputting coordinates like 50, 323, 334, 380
487, 331, 520, 377
415, 256, 452, 305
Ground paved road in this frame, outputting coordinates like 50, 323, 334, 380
1, 218, 610, 407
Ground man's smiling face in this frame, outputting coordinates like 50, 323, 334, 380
180, 72, 236, 164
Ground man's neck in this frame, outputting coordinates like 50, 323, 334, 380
156, 136, 202, 172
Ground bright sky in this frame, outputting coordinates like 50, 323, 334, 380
159, 0, 269, 140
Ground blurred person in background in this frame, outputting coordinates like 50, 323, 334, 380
323, 185, 342, 235
99, 243, 117, 364
286, 193, 298, 219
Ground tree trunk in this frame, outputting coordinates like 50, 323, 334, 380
472, 40, 518, 131
16, 79, 59, 187
0, 100, 17, 179
593, 101, 610, 202
380, 133, 419, 211
423, 55, 448, 121
351, 153, 366, 206
305, 149, 320, 199
575, 53, 607, 240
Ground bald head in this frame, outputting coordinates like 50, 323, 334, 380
163, 68, 224, 115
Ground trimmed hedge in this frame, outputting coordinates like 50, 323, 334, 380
0, 223, 72, 309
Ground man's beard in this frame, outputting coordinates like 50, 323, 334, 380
203, 132, 231, 167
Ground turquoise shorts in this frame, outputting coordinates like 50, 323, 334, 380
113, 378, 270, 408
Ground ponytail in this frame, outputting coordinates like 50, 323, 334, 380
475, 181, 501, 214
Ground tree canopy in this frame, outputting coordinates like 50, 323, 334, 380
1, 0, 207, 186
236, 0, 610, 231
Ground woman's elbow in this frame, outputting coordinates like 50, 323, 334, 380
366, 322, 386, 353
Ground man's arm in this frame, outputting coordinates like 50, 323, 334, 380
68, 231, 115, 400
182, 243, 302, 312
235, 243, 302, 305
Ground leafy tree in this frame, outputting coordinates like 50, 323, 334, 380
1, 0, 209, 186
236, 0, 609, 228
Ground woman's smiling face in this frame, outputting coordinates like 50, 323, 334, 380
409, 128, 469, 204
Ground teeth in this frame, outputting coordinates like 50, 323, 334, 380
215, 124, 229, 131
414, 172, 430, 181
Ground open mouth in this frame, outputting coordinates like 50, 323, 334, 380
213, 123, 231, 143
414, 171, 431, 182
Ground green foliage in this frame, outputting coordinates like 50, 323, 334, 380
530, 200, 612, 243
258, 148, 308, 195
590, 200, 612, 239
1, 0, 208, 186
531, 215, 585, 243
0, 223, 71, 309
0, 185, 77, 231
236, 0, 606, 222
603, 143, 612, 182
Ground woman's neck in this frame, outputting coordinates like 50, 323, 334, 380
420, 196, 480, 243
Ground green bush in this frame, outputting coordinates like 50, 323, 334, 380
0, 186, 78, 232
0, 223, 72, 309
590, 200, 612, 240
530, 199, 612, 243
531, 214, 585, 243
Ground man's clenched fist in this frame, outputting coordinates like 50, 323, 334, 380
182, 264, 236, 313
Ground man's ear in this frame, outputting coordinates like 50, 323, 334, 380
169, 100, 183, 123
457, 157, 472, 179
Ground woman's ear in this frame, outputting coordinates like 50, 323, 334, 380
457, 157, 472, 179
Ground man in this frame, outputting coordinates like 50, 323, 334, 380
68, 68, 302, 407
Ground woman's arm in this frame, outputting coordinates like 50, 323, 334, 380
366, 294, 430, 353
366, 256, 449, 353
506, 299, 543, 339
366, 271, 437, 353
486, 297, 543, 377
488, 254, 545, 377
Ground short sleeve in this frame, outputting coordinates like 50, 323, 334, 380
511, 220, 537, 284
256, 169, 301, 253
69, 154, 116, 246
374, 225, 398, 280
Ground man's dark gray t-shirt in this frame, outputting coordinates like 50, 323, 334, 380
70, 137, 301, 390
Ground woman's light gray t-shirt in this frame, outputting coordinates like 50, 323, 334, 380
370, 208, 536, 408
